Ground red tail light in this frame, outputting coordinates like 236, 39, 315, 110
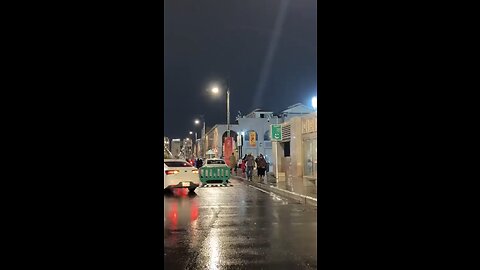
165, 170, 179, 175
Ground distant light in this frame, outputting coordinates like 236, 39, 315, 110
189, 131, 193, 134
212, 87, 219, 94
194, 119, 200, 124
312, 96, 317, 110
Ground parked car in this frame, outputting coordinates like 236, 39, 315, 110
164, 159, 201, 192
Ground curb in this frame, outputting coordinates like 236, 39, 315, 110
231, 176, 317, 207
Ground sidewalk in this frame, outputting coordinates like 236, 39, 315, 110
231, 171, 317, 207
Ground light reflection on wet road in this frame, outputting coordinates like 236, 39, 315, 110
164, 178, 317, 270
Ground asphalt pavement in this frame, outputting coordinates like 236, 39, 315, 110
164, 178, 317, 270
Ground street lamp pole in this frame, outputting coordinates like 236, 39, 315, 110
202, 119, 206, 158
196, 116, 206, 158
227, 89, 230, 138
226, 77, 231, 139
209, 78, 230, 157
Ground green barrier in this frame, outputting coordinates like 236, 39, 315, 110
199, 166, 230, 185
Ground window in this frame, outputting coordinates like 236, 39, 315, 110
164, 162, 193, 167
283, 142, 290, 157
303, 138, 317, 177
264, 130, 270, 141
260, 114, 265, 118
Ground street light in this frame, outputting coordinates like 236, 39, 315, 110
194, 118, 206, 138
210, 81, 230, 138
189, 130, 197, 142
189, 130, 198, 157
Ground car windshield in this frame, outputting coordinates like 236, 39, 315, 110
165, 161, 192, 167
207, 160, 225, 165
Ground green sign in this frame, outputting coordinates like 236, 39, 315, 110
271, 124, 282, 141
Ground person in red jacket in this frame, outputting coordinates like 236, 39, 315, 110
241, 154, 247, 176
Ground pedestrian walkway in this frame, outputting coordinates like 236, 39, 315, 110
232, 170, 317, 199
272, 175, 317, 199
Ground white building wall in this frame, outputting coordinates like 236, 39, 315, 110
279, 104, 315, 123
204, 117, 280, 167
205, 124, 240, 158
203, 103, 314, 169
236, 117, 281, 171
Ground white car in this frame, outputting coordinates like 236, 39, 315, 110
164, 159, 201, 192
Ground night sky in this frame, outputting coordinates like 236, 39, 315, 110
164, 0, 317, 139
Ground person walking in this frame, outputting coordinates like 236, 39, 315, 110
241, 154, 247, 176
229, 153, 237, 175
245, 153, 255, 181
254, 155, 260, 181
237, 158, 242, 174
264, 155, 270, 173
256, 154, 267, 181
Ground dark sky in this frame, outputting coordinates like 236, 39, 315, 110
164, 0, 317, 139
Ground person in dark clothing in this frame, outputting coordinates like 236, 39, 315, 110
256, 154, 267, 181
245, 153, 255, 181
255, 155, 260, 177
196, 158, 203, 168
264, 155, 270, 173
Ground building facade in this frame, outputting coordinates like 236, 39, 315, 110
182, 138, 194, 159
171, 139, 181, 158
272, 111, 317, 187
203, 110, 280, 161
164, 137, 170, 151
204, 124, 239, 158
201, 104, 315, 173
277, 103, 315, 123
300, 113, 317, 180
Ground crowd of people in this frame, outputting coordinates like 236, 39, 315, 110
185, 153, 269, 181
183, 158, 204, 168
235, 153, 268, 181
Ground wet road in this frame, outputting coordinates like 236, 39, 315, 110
164, 178, 317, 270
